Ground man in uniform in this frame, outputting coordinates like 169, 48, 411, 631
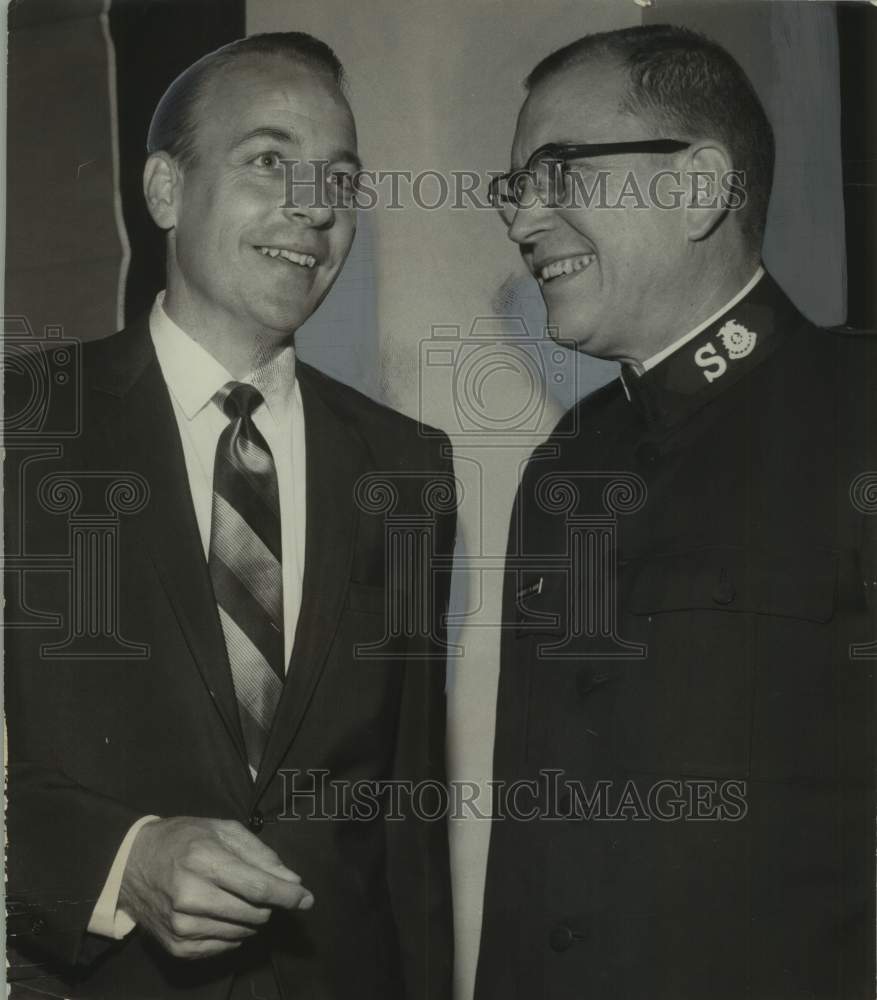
6, 32, 454, 1000
477, 24, 875, 999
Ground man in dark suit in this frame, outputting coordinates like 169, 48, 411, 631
477, 25, 875, 999
6, 32, 454, 1000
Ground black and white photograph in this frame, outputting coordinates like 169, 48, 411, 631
2, 1, 876, 998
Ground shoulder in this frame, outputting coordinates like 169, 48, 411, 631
769, 318, 877, 398
297, 361, 452, 469
543, 377, 624, 445
77, 316, 154, 394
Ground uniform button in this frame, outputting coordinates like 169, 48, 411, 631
30, 917, 46, 936
248, 810, 264, 832
549, 923, 575, 953
712, 574, 736, 606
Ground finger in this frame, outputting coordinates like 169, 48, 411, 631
173, 880, 272, 926
215, 821, 302, 882
164, 937, 243, 961
209, 856, 314, 910
169, 912, 259, 942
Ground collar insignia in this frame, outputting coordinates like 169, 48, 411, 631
716, 319, 758, 360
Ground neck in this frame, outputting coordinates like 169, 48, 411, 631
162, 289, 293, 380
623, 247, 758, 372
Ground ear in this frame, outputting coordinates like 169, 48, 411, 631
143, 152, 181, 230
683, 142, 734, 242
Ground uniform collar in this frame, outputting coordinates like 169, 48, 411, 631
618, 269, 801, 430
149, 291, 296, 423
639, 266, 764, 373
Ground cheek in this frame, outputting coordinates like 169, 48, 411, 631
328, 216, 357, 263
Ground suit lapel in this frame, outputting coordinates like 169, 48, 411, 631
253, 363, 362, 800
90, 319, 248, 771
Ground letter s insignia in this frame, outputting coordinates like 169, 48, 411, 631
694, 342, 728, 383
716, 319, 757, 359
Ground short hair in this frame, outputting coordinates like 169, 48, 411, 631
147, 32, 346, 169
525, 24, 775, 250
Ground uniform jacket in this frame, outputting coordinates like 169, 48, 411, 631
476, 273, 876, 999
5, 316, 455, 1000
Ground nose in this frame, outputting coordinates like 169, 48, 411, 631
507, 192, 553, 246
281, 161, 336, 228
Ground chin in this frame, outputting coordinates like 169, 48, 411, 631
545, 308, 590, 345
253, 301, 314, 336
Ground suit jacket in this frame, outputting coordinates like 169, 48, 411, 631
5, 316, 455, 999
476, 273, 876, 999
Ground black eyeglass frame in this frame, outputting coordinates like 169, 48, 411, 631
488, 139, 692, 210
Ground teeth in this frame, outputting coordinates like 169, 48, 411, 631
257, 246, 317, 268
538, 253, 595, 284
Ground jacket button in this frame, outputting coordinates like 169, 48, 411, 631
549, 923, 575, 953
248, 810, 264, 832
30, 917, 46, 936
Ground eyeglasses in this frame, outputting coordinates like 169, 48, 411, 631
488, 139, 691, 220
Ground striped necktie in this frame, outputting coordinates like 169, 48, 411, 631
208, 381, 284, 777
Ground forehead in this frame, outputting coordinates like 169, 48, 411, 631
197, 54, 356, 151
512, 57, 641, 165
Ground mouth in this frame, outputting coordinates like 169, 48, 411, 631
536, 253, 596, 286
254, 245, 318, 269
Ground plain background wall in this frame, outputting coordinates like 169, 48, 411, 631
644, 0, 847, 327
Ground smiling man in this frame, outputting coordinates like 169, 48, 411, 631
6, 33, 454, 1000
477, 24, 875, 999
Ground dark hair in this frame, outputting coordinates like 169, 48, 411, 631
147, 32, 346, 168
525, 24, 775, 250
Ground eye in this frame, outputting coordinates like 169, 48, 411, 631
252, 151, 283, 170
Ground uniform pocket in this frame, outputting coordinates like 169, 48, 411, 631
626, 545, 837, 622
613, 546, 838, 779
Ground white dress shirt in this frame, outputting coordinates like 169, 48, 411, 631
88, 292, 306, 938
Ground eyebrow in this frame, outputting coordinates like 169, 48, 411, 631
233, 126, 301, 148
232, 127, 363, 170
326, 148, 364, 172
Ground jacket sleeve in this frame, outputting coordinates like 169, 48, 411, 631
6, 758, 145, 969
384, 435, 456, 1000
4, 446, 144, 972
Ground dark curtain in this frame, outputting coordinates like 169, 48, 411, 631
4, 0, 244, 344
838, 2, 877, 333
109, 0, 245, 324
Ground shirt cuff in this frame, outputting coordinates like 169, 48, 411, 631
87, 815, 160, 940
